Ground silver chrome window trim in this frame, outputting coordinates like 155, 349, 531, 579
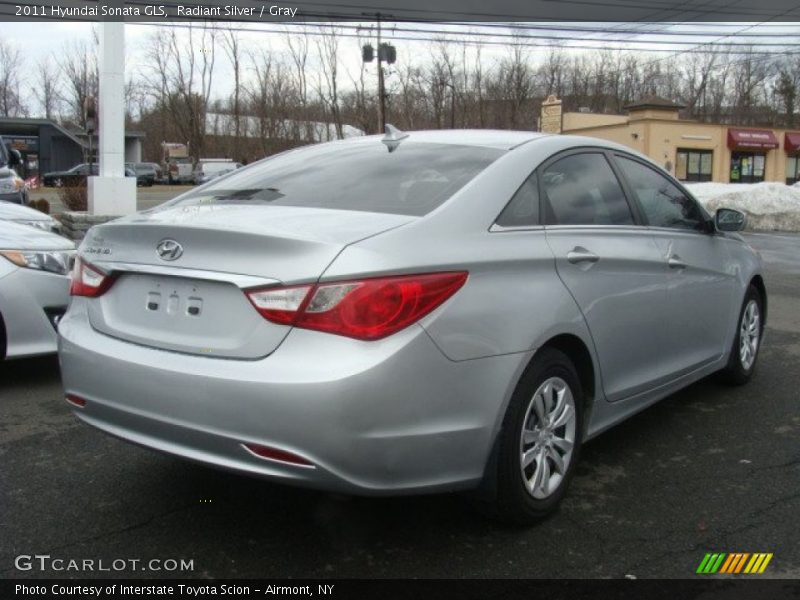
88, 261, 280, 289
489, 223, 544, 233
542, 224, 647, 232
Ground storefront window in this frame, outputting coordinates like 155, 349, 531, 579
787, 156, 800, 185
730, 151, 766, 184
676, 149, 712, 182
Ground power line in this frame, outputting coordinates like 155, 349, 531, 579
263, 0, 800, 21
6, 0, 800, 37
117, 20, 800, 56
3, 5, 799, 59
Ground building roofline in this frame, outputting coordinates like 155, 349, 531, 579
0, 116, 87, 148
623, 96, 686, 111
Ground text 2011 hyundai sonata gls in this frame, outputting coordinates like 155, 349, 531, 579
59, 130, 765, 523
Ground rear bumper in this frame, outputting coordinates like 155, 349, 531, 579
0, 267, 70, 358
58, 300, 526, 495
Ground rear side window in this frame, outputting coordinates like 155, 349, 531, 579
615, 156, 707, 232
170, 141, 504, 217
495, 173, 540, 227
542, 153, 634, 226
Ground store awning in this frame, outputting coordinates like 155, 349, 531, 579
785, 132, 800, 153
727, 128, 779, 150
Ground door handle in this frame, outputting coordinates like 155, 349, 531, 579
567, 248, 600, 264
668, 255, 687, 269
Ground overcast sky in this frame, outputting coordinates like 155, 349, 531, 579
3, 20, 800, 116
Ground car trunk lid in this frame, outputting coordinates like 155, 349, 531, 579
82, 205, 413, 359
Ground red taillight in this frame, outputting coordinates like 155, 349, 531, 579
242, 443, 315, 468
65, 394, 86, 408
70, 257, 115, 297
245, 272, 468, 341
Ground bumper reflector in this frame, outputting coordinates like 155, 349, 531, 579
242, 443, 315, 468
65, 394, 87, 408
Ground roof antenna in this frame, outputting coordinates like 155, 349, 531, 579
382, 124, 409, 153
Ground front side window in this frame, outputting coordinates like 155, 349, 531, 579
168, 141, 504, 217
541, 153, 634, 226
616, 156, 707, 232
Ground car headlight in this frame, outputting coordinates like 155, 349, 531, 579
0, 249, 75, 275
0, 176, 25, 194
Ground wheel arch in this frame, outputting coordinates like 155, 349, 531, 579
749, 274, 767, 327
472, 332, 598, 505
539, 333, 596, 434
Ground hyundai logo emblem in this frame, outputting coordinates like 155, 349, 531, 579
156, 239, 183, 261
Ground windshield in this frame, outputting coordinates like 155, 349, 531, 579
166, 140, 504, 216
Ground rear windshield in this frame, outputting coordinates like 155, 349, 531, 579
166, 140, 504, 216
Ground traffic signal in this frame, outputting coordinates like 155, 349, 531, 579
362, 44, 374, 63
379, 43, 396, 64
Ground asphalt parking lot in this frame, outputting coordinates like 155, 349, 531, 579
33, 185, 191, 215
1, 233, 798, 580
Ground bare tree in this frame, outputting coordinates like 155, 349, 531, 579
145, 24, 217, 160
286, 30, 313, 140
221, 28, 242, 148
314, 24, 343, 139
59, 40, 98, 128
775, 57, 800, 127
32, 57, 62, 120
0, 40, 27, 117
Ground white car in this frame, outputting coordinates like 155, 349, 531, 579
1, 221, 75, 359
0, 201, 63, 235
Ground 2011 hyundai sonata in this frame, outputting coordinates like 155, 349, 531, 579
58, 130, 765, 523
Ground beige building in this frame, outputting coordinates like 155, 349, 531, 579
554, 96, 800, 185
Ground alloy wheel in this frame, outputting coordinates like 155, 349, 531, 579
519, 376, 577, 499
739, 299, 760, 371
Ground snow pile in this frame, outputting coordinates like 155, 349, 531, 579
686, 182, 800, 232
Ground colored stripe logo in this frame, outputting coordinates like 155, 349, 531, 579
696, 552, 773, 574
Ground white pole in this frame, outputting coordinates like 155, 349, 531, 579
88, 21, 136, 216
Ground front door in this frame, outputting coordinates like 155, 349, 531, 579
613, 154, 737, 374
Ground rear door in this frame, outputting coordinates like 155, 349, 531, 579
612, 154, 736, 373
541, 150, 672, 402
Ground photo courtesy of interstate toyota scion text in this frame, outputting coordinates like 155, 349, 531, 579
58, 128, 766, 524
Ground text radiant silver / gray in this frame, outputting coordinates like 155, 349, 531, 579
58, 130, 765, 523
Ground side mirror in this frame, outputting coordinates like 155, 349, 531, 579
8, 148, 21, 167
715, 208, 746, 232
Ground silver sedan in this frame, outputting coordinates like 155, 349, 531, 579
0, 201, 63, 234
58, 130, 765, 523
1, 221, 75, 359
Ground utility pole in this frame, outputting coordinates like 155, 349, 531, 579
376, 16, 385, 132
361, 14, 396, 133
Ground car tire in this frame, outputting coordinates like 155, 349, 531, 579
54, 178, 63, 188
487, 348, 584, 525
0, 310, 6, 360
719, 285, 763, 385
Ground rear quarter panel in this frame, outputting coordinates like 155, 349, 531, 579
322, 136, 603, 436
